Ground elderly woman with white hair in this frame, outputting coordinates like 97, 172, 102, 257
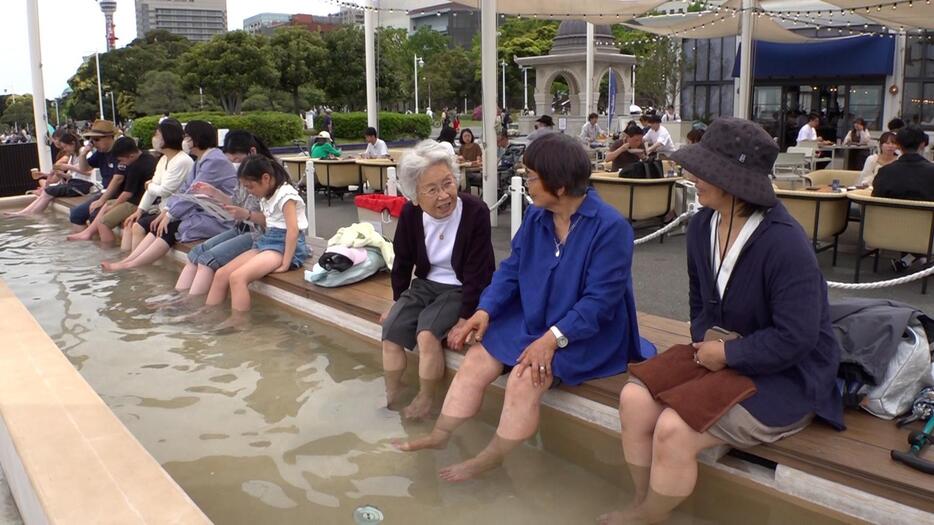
381, 140, 495, 420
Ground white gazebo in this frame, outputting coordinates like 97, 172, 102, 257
515, 20, 635, 134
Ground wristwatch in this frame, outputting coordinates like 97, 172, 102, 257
550, 326, 569, 349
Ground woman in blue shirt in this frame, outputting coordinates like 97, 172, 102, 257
397, 132, 653, 481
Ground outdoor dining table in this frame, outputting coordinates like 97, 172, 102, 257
817, 144, 873, 171
278, 154, 310, 184
312, 158, 363, 206
355, 157, 397, 193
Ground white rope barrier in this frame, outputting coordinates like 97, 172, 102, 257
827, 265, 934, 290
489, 192, 510, 211
633, 211, 694, 245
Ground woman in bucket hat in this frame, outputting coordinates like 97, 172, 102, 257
600, 117, 844, 525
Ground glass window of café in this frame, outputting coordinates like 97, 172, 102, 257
903, 32, 934, 129
751, 82, 884, 150
680, 37, 736, 122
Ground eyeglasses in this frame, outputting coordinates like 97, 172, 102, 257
524, 174, 540, 184
419, 177, 457, 198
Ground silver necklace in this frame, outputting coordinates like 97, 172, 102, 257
553, 216, 583, 258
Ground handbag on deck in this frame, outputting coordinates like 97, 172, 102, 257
628, 344, 757, 433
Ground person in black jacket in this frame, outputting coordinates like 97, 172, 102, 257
381, 140, 495, 420
872, 126, 934, 272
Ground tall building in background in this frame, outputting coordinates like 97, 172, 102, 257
135, 0, 227, 42
98, 0, 118, 51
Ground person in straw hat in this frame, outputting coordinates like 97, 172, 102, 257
600, 117, 844, 524
310, 130, 341, 159
67, 119, 123, 231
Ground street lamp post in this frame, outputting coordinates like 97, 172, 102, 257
521, 66, 530, 112
107, 91, 116, 123
53, 98, 60, 126
199, 86, 204, 109
413, 54, 424, 113
95, 52, 104, 119
500, 59, 507, 110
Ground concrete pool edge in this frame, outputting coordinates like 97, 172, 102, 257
0, 280, 211, 524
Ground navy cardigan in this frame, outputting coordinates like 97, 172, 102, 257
391, 193, 495, 319
686, 203, 845, 430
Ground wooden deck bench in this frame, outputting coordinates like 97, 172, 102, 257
47, 197, 934, 514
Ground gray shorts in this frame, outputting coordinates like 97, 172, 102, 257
382, 278, 463, 350
627, 377, 813, 448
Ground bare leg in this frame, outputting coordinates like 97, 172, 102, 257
395, 344, 503, 451
96, 222, 117, 245
631, 409, 723, 524
598, 383, 666, 525
5, 193, 51, 216
204, 250, 258, 306
66, 209, 105, 241
120, 225, 134, 251
438, 365, 551, 482
381, 339, 407, 410
187, 264, 217, 296
112, 233, 157, 267
104, 237, 171, 271
401, 330, 446, 420
175, 262, 199, 291
130, 223, 146, 251
228, 251, 282, 312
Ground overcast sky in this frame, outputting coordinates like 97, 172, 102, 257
0, 0, 336, 98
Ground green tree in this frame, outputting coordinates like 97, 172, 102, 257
134, 71, 191, 115
406, 26, 449, 63
0, 95, 34, 129
267, 27, 328, 114
63, 30, 192, 121
469, 18, 558, 110
376, 27, 412, 111
177, 31, 275, 115
612, 26, 682, 109
321, 26, 366, 110
424, 47, 479, 112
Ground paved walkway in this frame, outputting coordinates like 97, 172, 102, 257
314, 196, 934, 320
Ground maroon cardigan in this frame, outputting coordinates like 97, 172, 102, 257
391, 193, 495, 319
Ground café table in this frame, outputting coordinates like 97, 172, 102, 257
355, 157, 398, 193
312, 158, 362, 206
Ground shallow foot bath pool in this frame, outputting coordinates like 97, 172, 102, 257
0, 212, 850, 524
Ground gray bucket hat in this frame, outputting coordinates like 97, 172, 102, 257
670, 117, 779, 207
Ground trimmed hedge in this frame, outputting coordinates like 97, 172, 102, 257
130, 111, 304, 149
329, 112, 431, 141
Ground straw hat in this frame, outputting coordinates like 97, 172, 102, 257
315, 130, 332, 141
669, 117, 779, 208
82, 119, 117, 138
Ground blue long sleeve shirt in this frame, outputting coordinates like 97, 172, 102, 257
477, 189, 653, 385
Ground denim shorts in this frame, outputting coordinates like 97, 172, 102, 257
254, 227, 309, 269
187, 226, 255, 270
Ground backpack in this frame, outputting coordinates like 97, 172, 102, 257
846, 319, 934, 419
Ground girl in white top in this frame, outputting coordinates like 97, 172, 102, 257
857, 131, 899, 187
843, 118, 872, 146
121, 120, 193, 252
203, 155, 309, 313
5, 131, 94, 217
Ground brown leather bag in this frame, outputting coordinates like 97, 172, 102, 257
628, 344, 757, 433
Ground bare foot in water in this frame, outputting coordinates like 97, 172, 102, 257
66, 232, 91, 241
392, 429, 450, 452
214, 311, 250, 332
100, 261, 124, 272
438, 452, 502, 482
3, 211, 25, 217
596, 507, 646, 525
401, 393, 434, 420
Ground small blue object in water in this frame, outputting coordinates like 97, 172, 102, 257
353, 505, 384, 524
